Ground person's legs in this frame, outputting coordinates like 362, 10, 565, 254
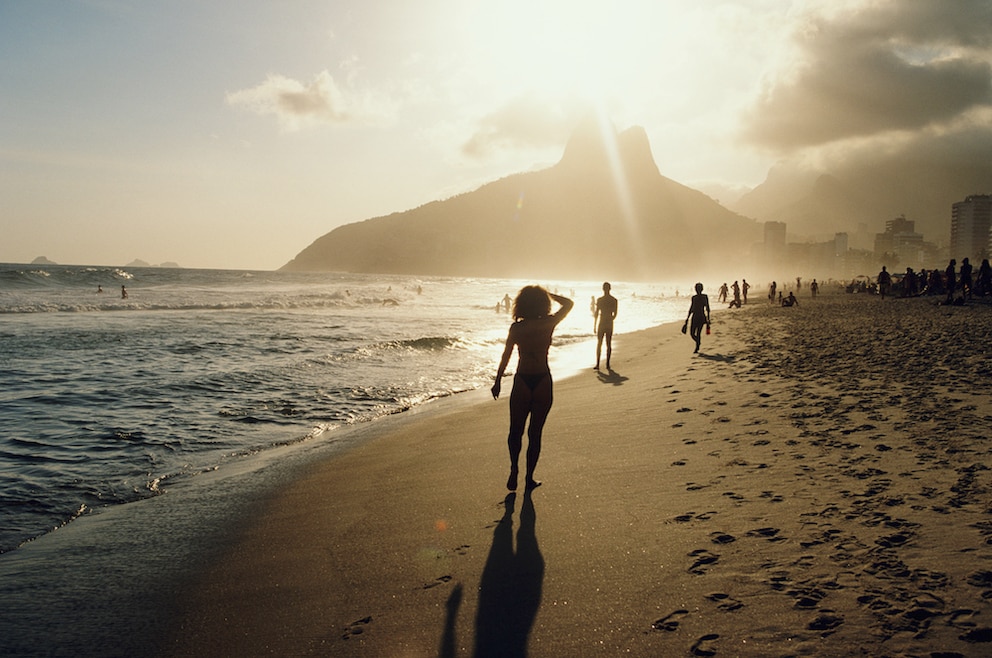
595, 332, 604, 369
604, 331, 613, 369
506, 379, 531, 490
522, 376, 553, 488
690, 320, 703, 352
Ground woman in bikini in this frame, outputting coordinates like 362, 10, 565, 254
491, 286, 573, 491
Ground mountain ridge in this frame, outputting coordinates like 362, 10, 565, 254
282, 121, 761, 281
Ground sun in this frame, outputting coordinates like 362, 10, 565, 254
463, 0, 679, 105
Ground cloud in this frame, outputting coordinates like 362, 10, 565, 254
226, 70, 353, 129
461, 94, 585, 158
742, 0, 992, 151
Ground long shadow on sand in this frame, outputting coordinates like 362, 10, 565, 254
697, 352, 736, 363
473, 491, 543, 657
596, 368, 629, 386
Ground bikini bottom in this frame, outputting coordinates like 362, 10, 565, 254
515, 371, 550, 391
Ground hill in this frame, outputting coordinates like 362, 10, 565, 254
731, 139, 992, 245
282, 120, 761, 281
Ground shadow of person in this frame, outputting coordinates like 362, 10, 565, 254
474, 491, 543, 657
596, 368, 629, 386
697, 352, 736, 363
439, 582, 463, 658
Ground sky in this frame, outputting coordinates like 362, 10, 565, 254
2, 0, 990, 270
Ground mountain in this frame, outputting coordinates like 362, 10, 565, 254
282, 120, 761, 281
732, 148, 992, 244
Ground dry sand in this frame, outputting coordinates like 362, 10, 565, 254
162, 291, 992, 657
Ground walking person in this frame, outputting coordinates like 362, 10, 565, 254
683, 283, 711, 354
492, 286, 573, 491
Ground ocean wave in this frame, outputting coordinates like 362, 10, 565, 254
376, 335, 466, 351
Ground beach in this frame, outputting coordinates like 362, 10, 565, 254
160, 290, 992, 657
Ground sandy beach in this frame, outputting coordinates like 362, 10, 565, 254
162, 290, 992, 657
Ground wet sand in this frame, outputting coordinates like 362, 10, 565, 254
162, 290, 992, 657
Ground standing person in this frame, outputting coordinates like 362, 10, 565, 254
810, 279, 819, 298
121, 285, 128, 299
683, 283, 711, 354
742, 279, 750, 304
769, 281, 777, 303
945, 259, 957, 304
977, 258, 992, 297
718, 282, 728, 303
729, 281, 741, 308
492, 286, 573, 491
593, 282, 618, 370
960, 257, 973, 300
877, 266, 891, 299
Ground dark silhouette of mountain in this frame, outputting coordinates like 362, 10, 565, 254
282, 119, 761, 280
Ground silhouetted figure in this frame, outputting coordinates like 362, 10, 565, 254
796, 276, 802, 290
474, 492, 543, 658
902, 268, 918, 297
945, 259, 957, 304
742, 278, 750, 304
121, 285, 128, 299
810, 279, 819, 298
594, 282, 618, 370
877, 266, 891, 299
97, 285, 103, 294
492, 286, 573, 491
502, 294, 512, 313
683, 282, 711, 354
729, 281, 741, 308
977, 259, 992, 297
960, 257, 973, 300
718, 283, 728, 303
781, 291, 798, 307
768, 281, 777, 303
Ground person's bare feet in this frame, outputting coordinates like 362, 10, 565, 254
525, 478, 542, 490
507, 469, 519, 491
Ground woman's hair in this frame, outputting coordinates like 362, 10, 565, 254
695, 282, 704, 293
513, 285, 551, 320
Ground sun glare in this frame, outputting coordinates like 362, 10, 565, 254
466, 1, 676, 104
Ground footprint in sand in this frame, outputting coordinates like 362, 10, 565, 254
342, 616, 373, 640
706, 592, 743, 611
651, 609, 689, 632
421, 575, 453, 590
709, 532, 736, 545
690, 633, 720, 656
746, 527, 783, 541
960, 627, 992, 643
807, 613, 844, 632
687, 549, 720, 575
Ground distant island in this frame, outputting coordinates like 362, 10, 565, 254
31, 256, 57, 265
125, 260, 180, 268
282, 119, 760, 281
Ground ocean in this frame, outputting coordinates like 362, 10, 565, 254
0, 264, 697, 553
0, 264, 692, 654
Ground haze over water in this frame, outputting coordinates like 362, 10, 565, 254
0, 264, 693, 553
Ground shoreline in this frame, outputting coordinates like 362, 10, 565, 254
161, 290, 992, 656
5, 291, 992, 656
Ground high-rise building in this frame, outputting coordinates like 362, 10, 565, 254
875, 215, 925, 267
763, 221, 786, 262
950, 194, 992, 261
